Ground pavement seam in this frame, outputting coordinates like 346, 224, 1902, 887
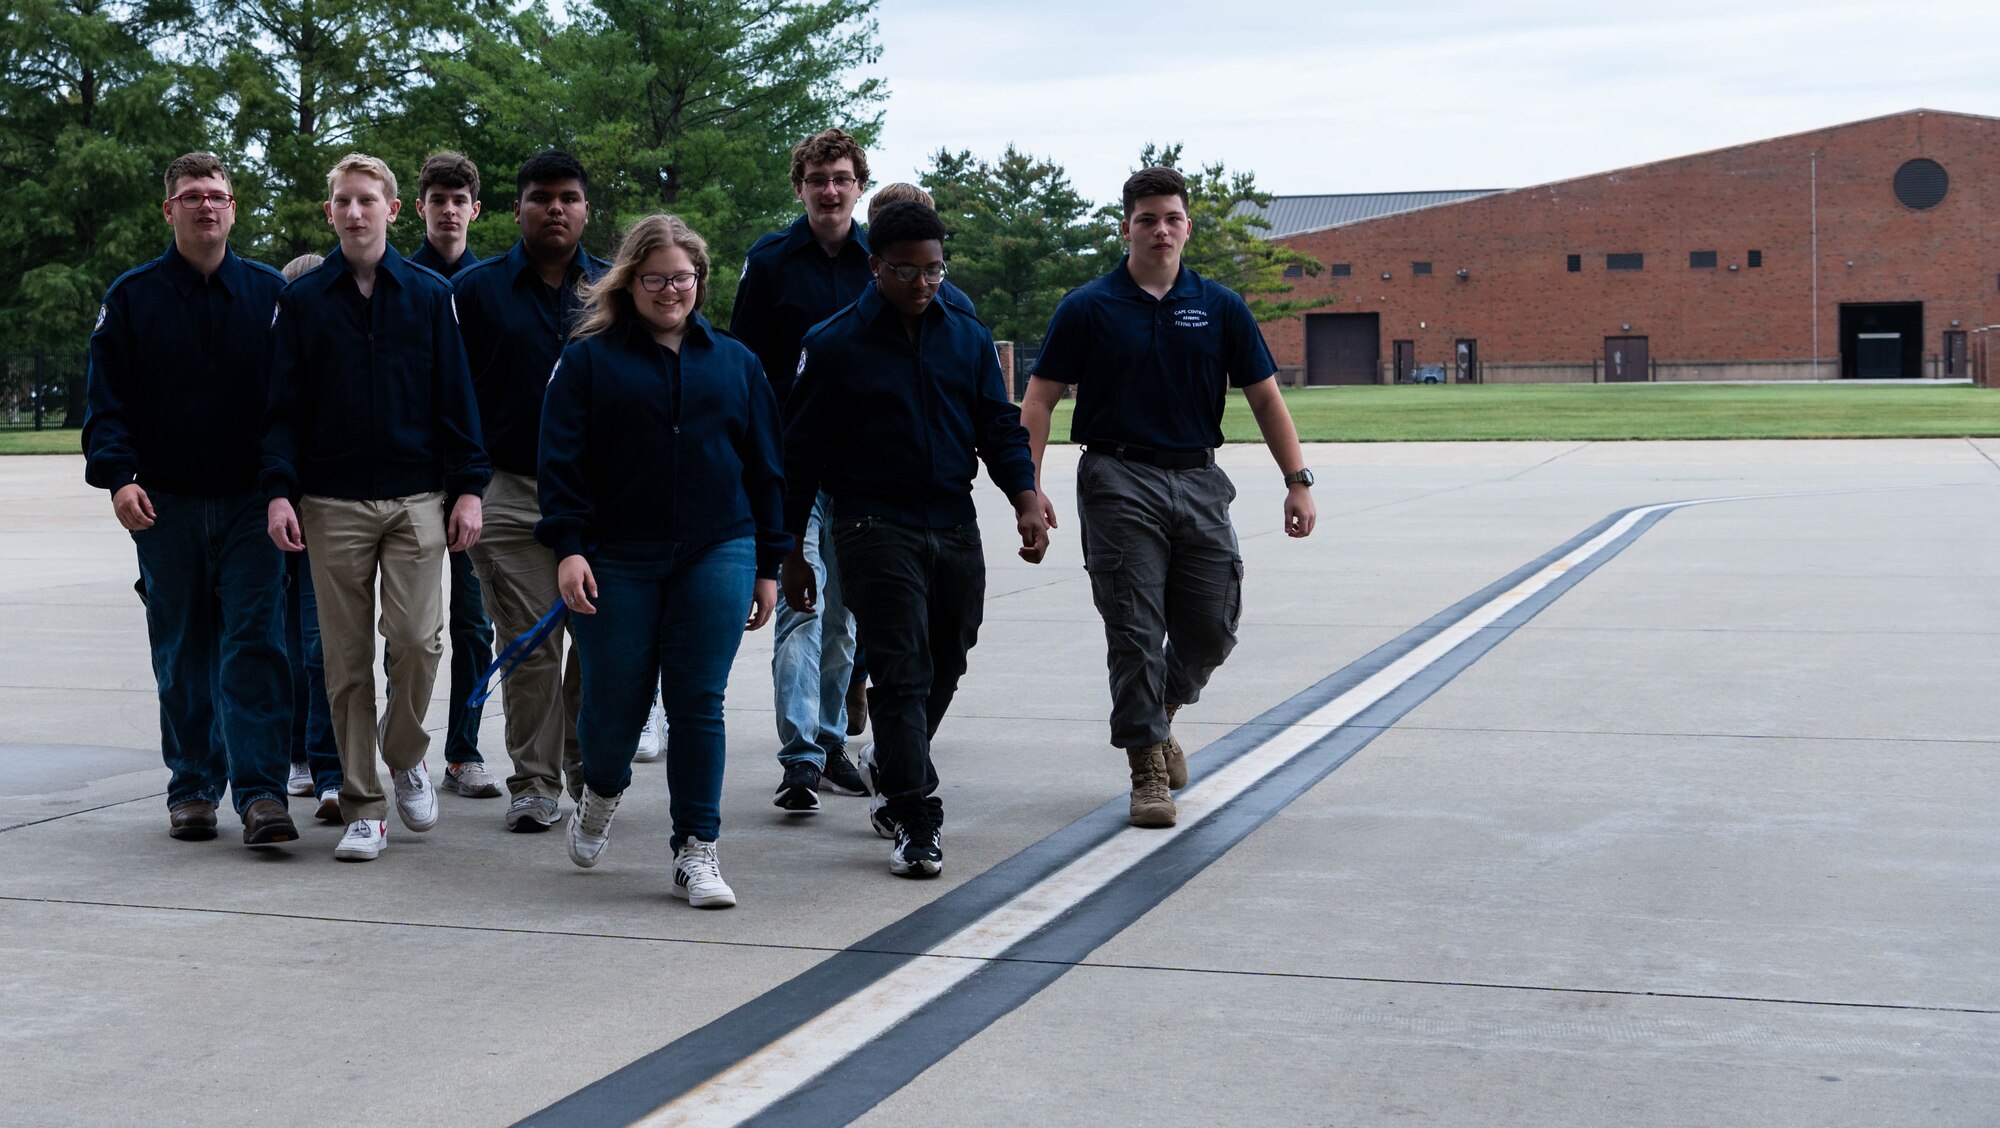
10, 894, 1988, 1019
0, 791, 165, 834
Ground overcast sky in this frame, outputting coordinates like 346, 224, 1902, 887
863, 0, 2000, 206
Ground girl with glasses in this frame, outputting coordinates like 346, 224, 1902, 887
536, 214, 790, 907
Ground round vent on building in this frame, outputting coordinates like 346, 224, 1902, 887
1892, 158, 1948, 210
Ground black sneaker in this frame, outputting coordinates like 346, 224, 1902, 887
772, 761, 821, 813
820, 747, 868, 796
889, 817, 942, 878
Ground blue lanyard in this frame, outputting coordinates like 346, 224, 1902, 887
467, 600, 568, 708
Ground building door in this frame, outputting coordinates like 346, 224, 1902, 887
1838, 303, 1923, 379
1455, 339, 1478, 383
1604, 336, 1649, 382
1392, 339, 1415, 384
1945, 331, 1969, 379
1304, 313, 1380, 385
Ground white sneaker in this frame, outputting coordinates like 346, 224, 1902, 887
858, 743, 894, 839
286, 762, 313, 796
633, 695, 666, 762
671, 839, 736, 908
566, 786, 621, 868
334, 819, 387, 861
392, 762, 438, 832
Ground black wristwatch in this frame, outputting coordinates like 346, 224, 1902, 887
1284, 468, 1315, 488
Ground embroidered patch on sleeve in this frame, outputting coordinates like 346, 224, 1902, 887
93, 305, 107, 332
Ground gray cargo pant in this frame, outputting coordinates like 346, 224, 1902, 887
1075, 451, 1244, 751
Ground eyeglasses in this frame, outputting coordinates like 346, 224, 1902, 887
169, 192, 235, 210
637, 272, 699, 293
880, 262, 947, 284
801, 175, 859, 190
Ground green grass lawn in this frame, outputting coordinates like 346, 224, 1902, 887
1050, 383, 2000, 443
8, 384, 1999, 452
0, 428, 80, 454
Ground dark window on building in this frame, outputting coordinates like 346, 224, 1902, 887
1607, 253, 1644, 271
1689, 250, 1717, 269
1747, 249, 1763, 268
1330, 262, 1352, 277
1566, 254, 1581, 273
1411, 261, 1433, 276
1283, 264, 1303, 279
1893, 158, 1949, 210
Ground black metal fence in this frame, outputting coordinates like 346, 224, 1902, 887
1, 350, 87, 430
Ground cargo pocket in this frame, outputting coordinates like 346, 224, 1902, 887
1083, 551, 1130, 624
1223, 557, 1246, 634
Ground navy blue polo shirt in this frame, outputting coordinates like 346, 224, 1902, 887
83, 243, 288, 496
1033, 258, 1277, 451
729, 215, 872, 404
261, 243, 490, 503
408, 239, 482, 280
453, 240, 608, 476
783, 284, 1036, 541
535, 314, 791, 580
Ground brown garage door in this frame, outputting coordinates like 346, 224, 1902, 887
1306, 313, 1380, 385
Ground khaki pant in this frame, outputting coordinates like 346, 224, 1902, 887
301, 492, 447, 822
467, 471, 581, 801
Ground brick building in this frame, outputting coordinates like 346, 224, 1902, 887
1241, 109, 2000, 385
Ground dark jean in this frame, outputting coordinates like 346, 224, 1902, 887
382, 550, 492, 764
1075, 452, 1243, 750
132, 490, 291, 815
833, 518, 986, 827
284, 553, 341, 794
569, 537, 754, 849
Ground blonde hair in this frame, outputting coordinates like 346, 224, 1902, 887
573, 214, 711, 342
281, 253, 324, 282
868, 182, 934, 224
325, 153, 399, 204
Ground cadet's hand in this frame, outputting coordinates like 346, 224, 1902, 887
746, 578, 777, 631
113, 483, 155, 531
1013, 489, 1051, 564
781, 549, 817, 614
1284, 484, 1316, 538
267, 498, 304, 552
448, 494, 483, 551
558, 554, 597, 615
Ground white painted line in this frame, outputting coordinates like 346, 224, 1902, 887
635, 493, 1773, 1128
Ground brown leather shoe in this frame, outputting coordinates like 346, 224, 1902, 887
168, 800, 218, 841
242, 797, 299, 845
845, 678, 869, 737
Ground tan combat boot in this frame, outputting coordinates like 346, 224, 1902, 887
1126, 745, 1177, 828
1162, 704, 1188, 790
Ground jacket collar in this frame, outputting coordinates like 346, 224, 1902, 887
161, 241, 245, 298
317, 241, 412, 293
777, 213, 870, 260
504, 239, 607, 288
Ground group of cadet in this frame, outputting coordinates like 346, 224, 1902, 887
81, 127, 1318, 904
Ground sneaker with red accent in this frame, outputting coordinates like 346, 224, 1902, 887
334, 819, 387, 861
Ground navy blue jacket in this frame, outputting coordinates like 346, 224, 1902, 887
536, 314, 791, 579
408, 239, 482, 280
1033, 258, 1277, 451
453, 240, 608, 477
783, 284, 1036, 540
261, 243, 490, 503
729, 215, 872, 405
83, 243, 287, 496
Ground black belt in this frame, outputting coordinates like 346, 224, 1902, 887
1084, 443, 1214, 470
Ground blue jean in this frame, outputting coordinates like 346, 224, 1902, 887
382, 550, 491, 763
772, 493, 855, 769
570, 537, 754, 849
132, 491, 291, 815
284, 553, 341, 794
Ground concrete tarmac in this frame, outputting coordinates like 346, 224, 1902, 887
1, 441, 1995, 1126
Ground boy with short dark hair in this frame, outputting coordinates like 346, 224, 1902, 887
782, 201, 1049, 877
1020, 166, 1317, 829
84, 151, 297, 847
